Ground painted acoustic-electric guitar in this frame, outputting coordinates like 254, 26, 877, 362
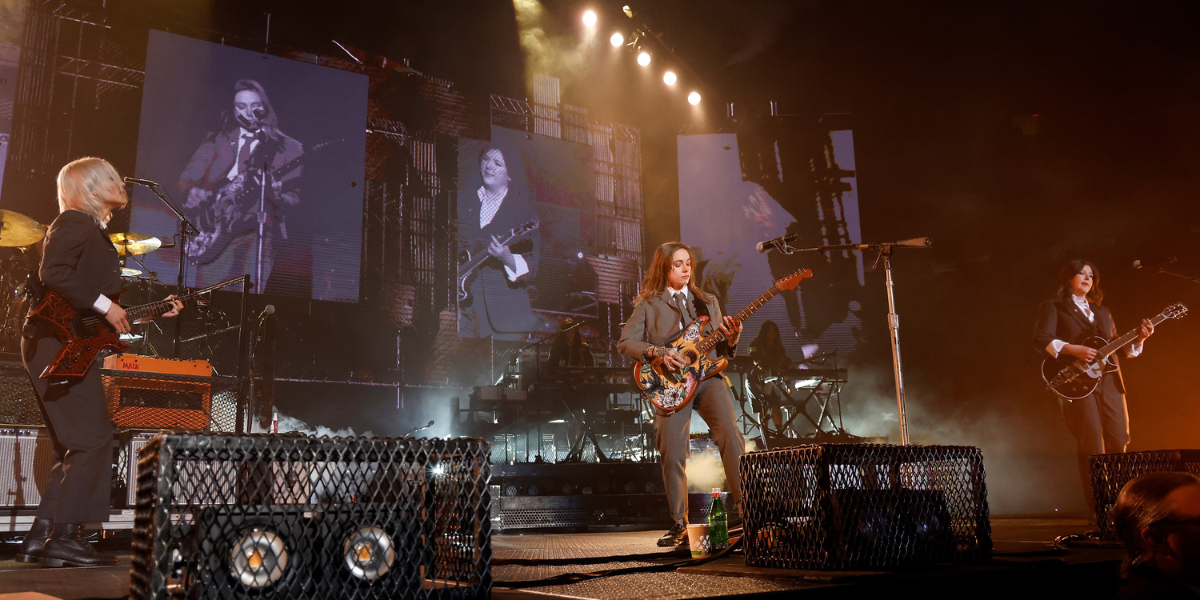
28, 277, 241, 378
1041, 302, 1187, 401
635, 268, 813, 413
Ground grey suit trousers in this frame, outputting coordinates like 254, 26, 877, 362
655, 377, 745, 524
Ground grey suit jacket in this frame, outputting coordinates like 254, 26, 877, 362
618, 288, 734, 361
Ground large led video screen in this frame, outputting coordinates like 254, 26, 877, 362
456, 126, 597, 339
679, 131, 864, 363
129, 30, 367, 302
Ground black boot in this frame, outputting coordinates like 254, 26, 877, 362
39, 523, 119, 568
15, 518, 53, 563
657, 521, 689, 547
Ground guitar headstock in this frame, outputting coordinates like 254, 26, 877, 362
511, 220, 539, 237
1162, 303, 1188, 320
775, 268, 813, 291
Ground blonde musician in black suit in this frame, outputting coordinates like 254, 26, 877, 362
618, 242, 744, 547
19, 158, 181, 567
1034, 259, 1154, 515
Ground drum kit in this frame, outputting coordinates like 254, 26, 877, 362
0, 210, 229, 356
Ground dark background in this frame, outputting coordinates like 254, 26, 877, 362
4, 0, 1198, 513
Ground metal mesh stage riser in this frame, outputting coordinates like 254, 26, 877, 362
130, 434, 492, 600
740, 443, 992, 570
1090, 450, 1200, 541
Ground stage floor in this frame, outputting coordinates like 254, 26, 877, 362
0, 517, 1122, 600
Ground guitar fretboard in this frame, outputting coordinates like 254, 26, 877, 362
695, 285, 781, 354
1098, 311, 1172, 359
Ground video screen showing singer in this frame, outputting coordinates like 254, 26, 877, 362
178, 79, 304, 293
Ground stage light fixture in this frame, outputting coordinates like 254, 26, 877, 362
688, 91, 701, 105
582, 10, 597, 27
610, 32, 624, 47
663, 71, 677, 85
637, 52, 651, 66
622, 5, 634, 18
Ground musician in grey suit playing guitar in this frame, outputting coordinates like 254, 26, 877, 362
619, 242, 744, 547
1034, 259, 1154, 515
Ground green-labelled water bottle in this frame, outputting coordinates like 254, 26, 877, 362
707, 487, 728, 550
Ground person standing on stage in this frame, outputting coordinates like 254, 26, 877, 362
179, 78, 304, 292
1033, 259, 1154, 515
618, 242, 744, 547
17, 158, 182, 567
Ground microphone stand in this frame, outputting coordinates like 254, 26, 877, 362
768, 237, 931, 445
139, 183, 200, 358
1151, 267, 1200, 285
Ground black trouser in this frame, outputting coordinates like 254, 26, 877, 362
22, 323, 113, 524
1060, 373, 1129, 514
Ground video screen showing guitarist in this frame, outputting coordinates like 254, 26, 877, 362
457, 144, 540, 340
1034, 259, 1154, 515
618, 242, 744, 548
178, 79, 303, 293
18, 158, 181, 567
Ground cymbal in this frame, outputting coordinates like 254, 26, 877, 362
121, 267, 144, 278
109, 233, 162, 256
0, 210, 47, 247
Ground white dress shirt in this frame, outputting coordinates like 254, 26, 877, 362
1046, 294, 1143, 358
476, 186, 528, 281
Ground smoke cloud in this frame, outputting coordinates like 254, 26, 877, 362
511, 0, 593, 89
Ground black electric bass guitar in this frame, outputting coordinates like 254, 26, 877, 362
28, 276, 244, 378
456, 219, 539, 303
186, 138, 343, 265
635, 268, 813, 413
1042, 302, 1187, 401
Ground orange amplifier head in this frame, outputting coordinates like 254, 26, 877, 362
102, 354, 213, 430
103, 354, 213, 377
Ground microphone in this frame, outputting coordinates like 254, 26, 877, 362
256, 305, 275, 321
756, 233, 800, 253
252, 107, 266, 120
123, 177, 160, 187
1133, 256, 1177, 270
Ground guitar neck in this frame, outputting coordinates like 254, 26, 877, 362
79, 292, 200, 336
1098, 312, 1168, 357
696, 285, 781, 353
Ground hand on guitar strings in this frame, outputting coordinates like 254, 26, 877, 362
1136, 318, 1155, 343
647, 345, 687, 372
1062, 344, 1098, 363
718, 315, 743, 347
488, 235, 517, 271
105, 304, 131, 334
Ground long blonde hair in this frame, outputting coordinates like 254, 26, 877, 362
634, 242, 711, 305
56, 157, 125, 222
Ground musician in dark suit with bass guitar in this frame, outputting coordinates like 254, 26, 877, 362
618, 242, 744, 547
457, 144, 540, 340
1034, 259, 1154, 513
179, 79, 303, 292
18, 158, 181, 567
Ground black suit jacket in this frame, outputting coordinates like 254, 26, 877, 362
1033, 298, 1125, 393
38, 210, 121, 313
459, 187, 540, 332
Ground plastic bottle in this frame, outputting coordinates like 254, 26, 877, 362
708, 487, 728, 551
